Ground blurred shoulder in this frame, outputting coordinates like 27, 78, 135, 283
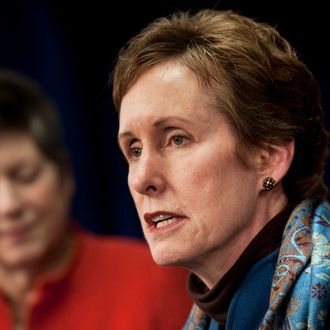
73, 224, 189, 277
70, 223, 193, 317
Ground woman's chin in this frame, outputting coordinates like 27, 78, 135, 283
150, 245, 188, 267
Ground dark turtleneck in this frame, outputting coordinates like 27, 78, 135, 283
188, 204, 294, 325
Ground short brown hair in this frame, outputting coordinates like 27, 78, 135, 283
112, 9, 329, 202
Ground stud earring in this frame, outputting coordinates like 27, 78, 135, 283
263, 177, 276, 190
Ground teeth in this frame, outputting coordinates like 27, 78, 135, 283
156, 218, 175, 228
152, 214, 173, 222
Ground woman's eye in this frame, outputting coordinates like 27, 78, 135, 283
171, 135, 185, 145
131, 147, 142, 158
16, 168, 40, 184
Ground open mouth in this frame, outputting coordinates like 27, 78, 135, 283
151, 214, 176, 228
144, 212, 186, 231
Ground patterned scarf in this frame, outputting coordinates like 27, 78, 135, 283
183, 199, 330, 330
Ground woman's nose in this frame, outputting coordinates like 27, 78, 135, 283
0, 182, 21, 217
129, 154, 166, 196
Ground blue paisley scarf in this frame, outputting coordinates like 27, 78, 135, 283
183, 198, 330, 330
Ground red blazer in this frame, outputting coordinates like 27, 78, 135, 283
0, 226, 193, 330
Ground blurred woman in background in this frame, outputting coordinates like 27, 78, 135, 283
0, 69, 192, 330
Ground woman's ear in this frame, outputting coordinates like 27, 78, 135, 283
255, 139, 295, 190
